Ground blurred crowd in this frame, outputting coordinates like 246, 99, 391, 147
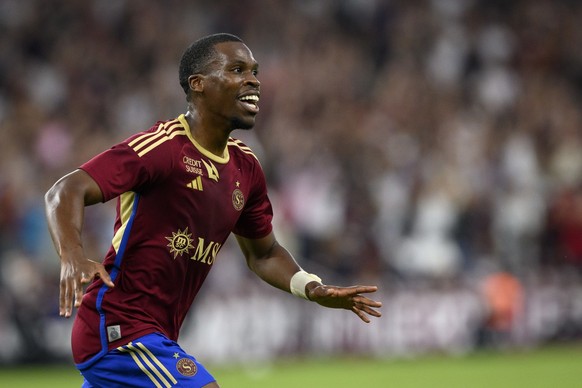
1, 0, 582, 363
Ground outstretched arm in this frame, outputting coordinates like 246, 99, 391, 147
44, 169, 114, 318
235, 232, 382, 323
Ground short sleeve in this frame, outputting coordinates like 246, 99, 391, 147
233, 162, 273, 239
80, 139, 171, 202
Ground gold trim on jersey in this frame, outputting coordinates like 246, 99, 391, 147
228, 138, 259, 162
178, 114, 230, 164
128, 119, 187, 157
201, 159, 219, 182
117, 342, 178, 387
129, 114, 261, 165
111, 191, 136, 253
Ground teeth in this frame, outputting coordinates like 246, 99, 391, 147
239, 95, 259, 102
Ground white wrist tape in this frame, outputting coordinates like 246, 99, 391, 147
290, 270, 322, 300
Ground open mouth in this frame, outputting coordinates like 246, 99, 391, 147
238, 94, 260, 113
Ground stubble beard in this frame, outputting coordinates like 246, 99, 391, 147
231, 116, 256, 131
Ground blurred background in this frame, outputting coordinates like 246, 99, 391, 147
1, 0, 582, 368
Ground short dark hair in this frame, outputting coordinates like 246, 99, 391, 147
179, 33, 243, 98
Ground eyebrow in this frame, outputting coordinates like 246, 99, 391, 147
230, 59, 259, 68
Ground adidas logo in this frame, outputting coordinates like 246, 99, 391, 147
187, 176, 203, 191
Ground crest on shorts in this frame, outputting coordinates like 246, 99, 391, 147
176, 358, 197, 377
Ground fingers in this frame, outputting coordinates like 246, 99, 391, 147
59, 281, 67, 317
328, 285, 379, 299
347, 287, 382, 323
74, 266, 114, 308
351, 304, 382, 323
353, 294, 383, 309
335, 286, 383, 308
74, 280, 84, 308
351, 298, 383, 323
352, 305, 371, 323
348, 285, 379, 295
59, 277, 75, 318
358, 303, 382, 319
317, 285, 383, 322
80, 264, 114, 288
59, 261, 114, 318
61, 275, 85, 316
75, 270, 96, 309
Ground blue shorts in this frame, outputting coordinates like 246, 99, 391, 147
79, 332, 216, 387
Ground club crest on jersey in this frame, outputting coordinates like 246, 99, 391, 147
165, 227, 194, 259
232, 189, 244, 211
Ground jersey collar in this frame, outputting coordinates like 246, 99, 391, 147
178, 114, 230, 164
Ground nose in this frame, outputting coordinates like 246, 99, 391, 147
245, 72, 260, 87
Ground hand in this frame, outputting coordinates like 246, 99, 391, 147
307, 284, 382, 323
59, 257, 114, 318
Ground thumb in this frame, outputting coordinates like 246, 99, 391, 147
98, 269, 115, 288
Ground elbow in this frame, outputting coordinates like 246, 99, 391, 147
44, 173, 78, 213
44, 182, 60, 211
45, 169, 102, 207
244, 250, 268, 275
245, 241, 278, 274
44, 179, 69, 219
245, 255, 259, 273
45, 177, 61, 196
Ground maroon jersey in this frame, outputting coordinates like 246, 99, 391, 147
72, 115, 273, 367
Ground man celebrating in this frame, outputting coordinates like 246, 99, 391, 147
45, 33, 382, 387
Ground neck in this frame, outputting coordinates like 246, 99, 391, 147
185, 109, 231, 157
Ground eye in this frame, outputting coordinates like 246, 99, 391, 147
252, 69, 259, 76
232, 66, 242, 73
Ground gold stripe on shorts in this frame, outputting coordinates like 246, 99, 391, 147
117, 342, 177, 387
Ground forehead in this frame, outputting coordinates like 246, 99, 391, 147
213, 41, 258, 66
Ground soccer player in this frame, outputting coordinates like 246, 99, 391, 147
45, 33, 382, 387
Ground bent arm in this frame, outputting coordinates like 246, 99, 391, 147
235, 232, 382, 323
45, 169, 114, 317
45, 169, 103, 256
235, 232, 307, 293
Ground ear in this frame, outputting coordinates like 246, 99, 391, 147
188, 75, 204, 93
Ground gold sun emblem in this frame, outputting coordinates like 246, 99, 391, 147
166, 227, 194, 259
